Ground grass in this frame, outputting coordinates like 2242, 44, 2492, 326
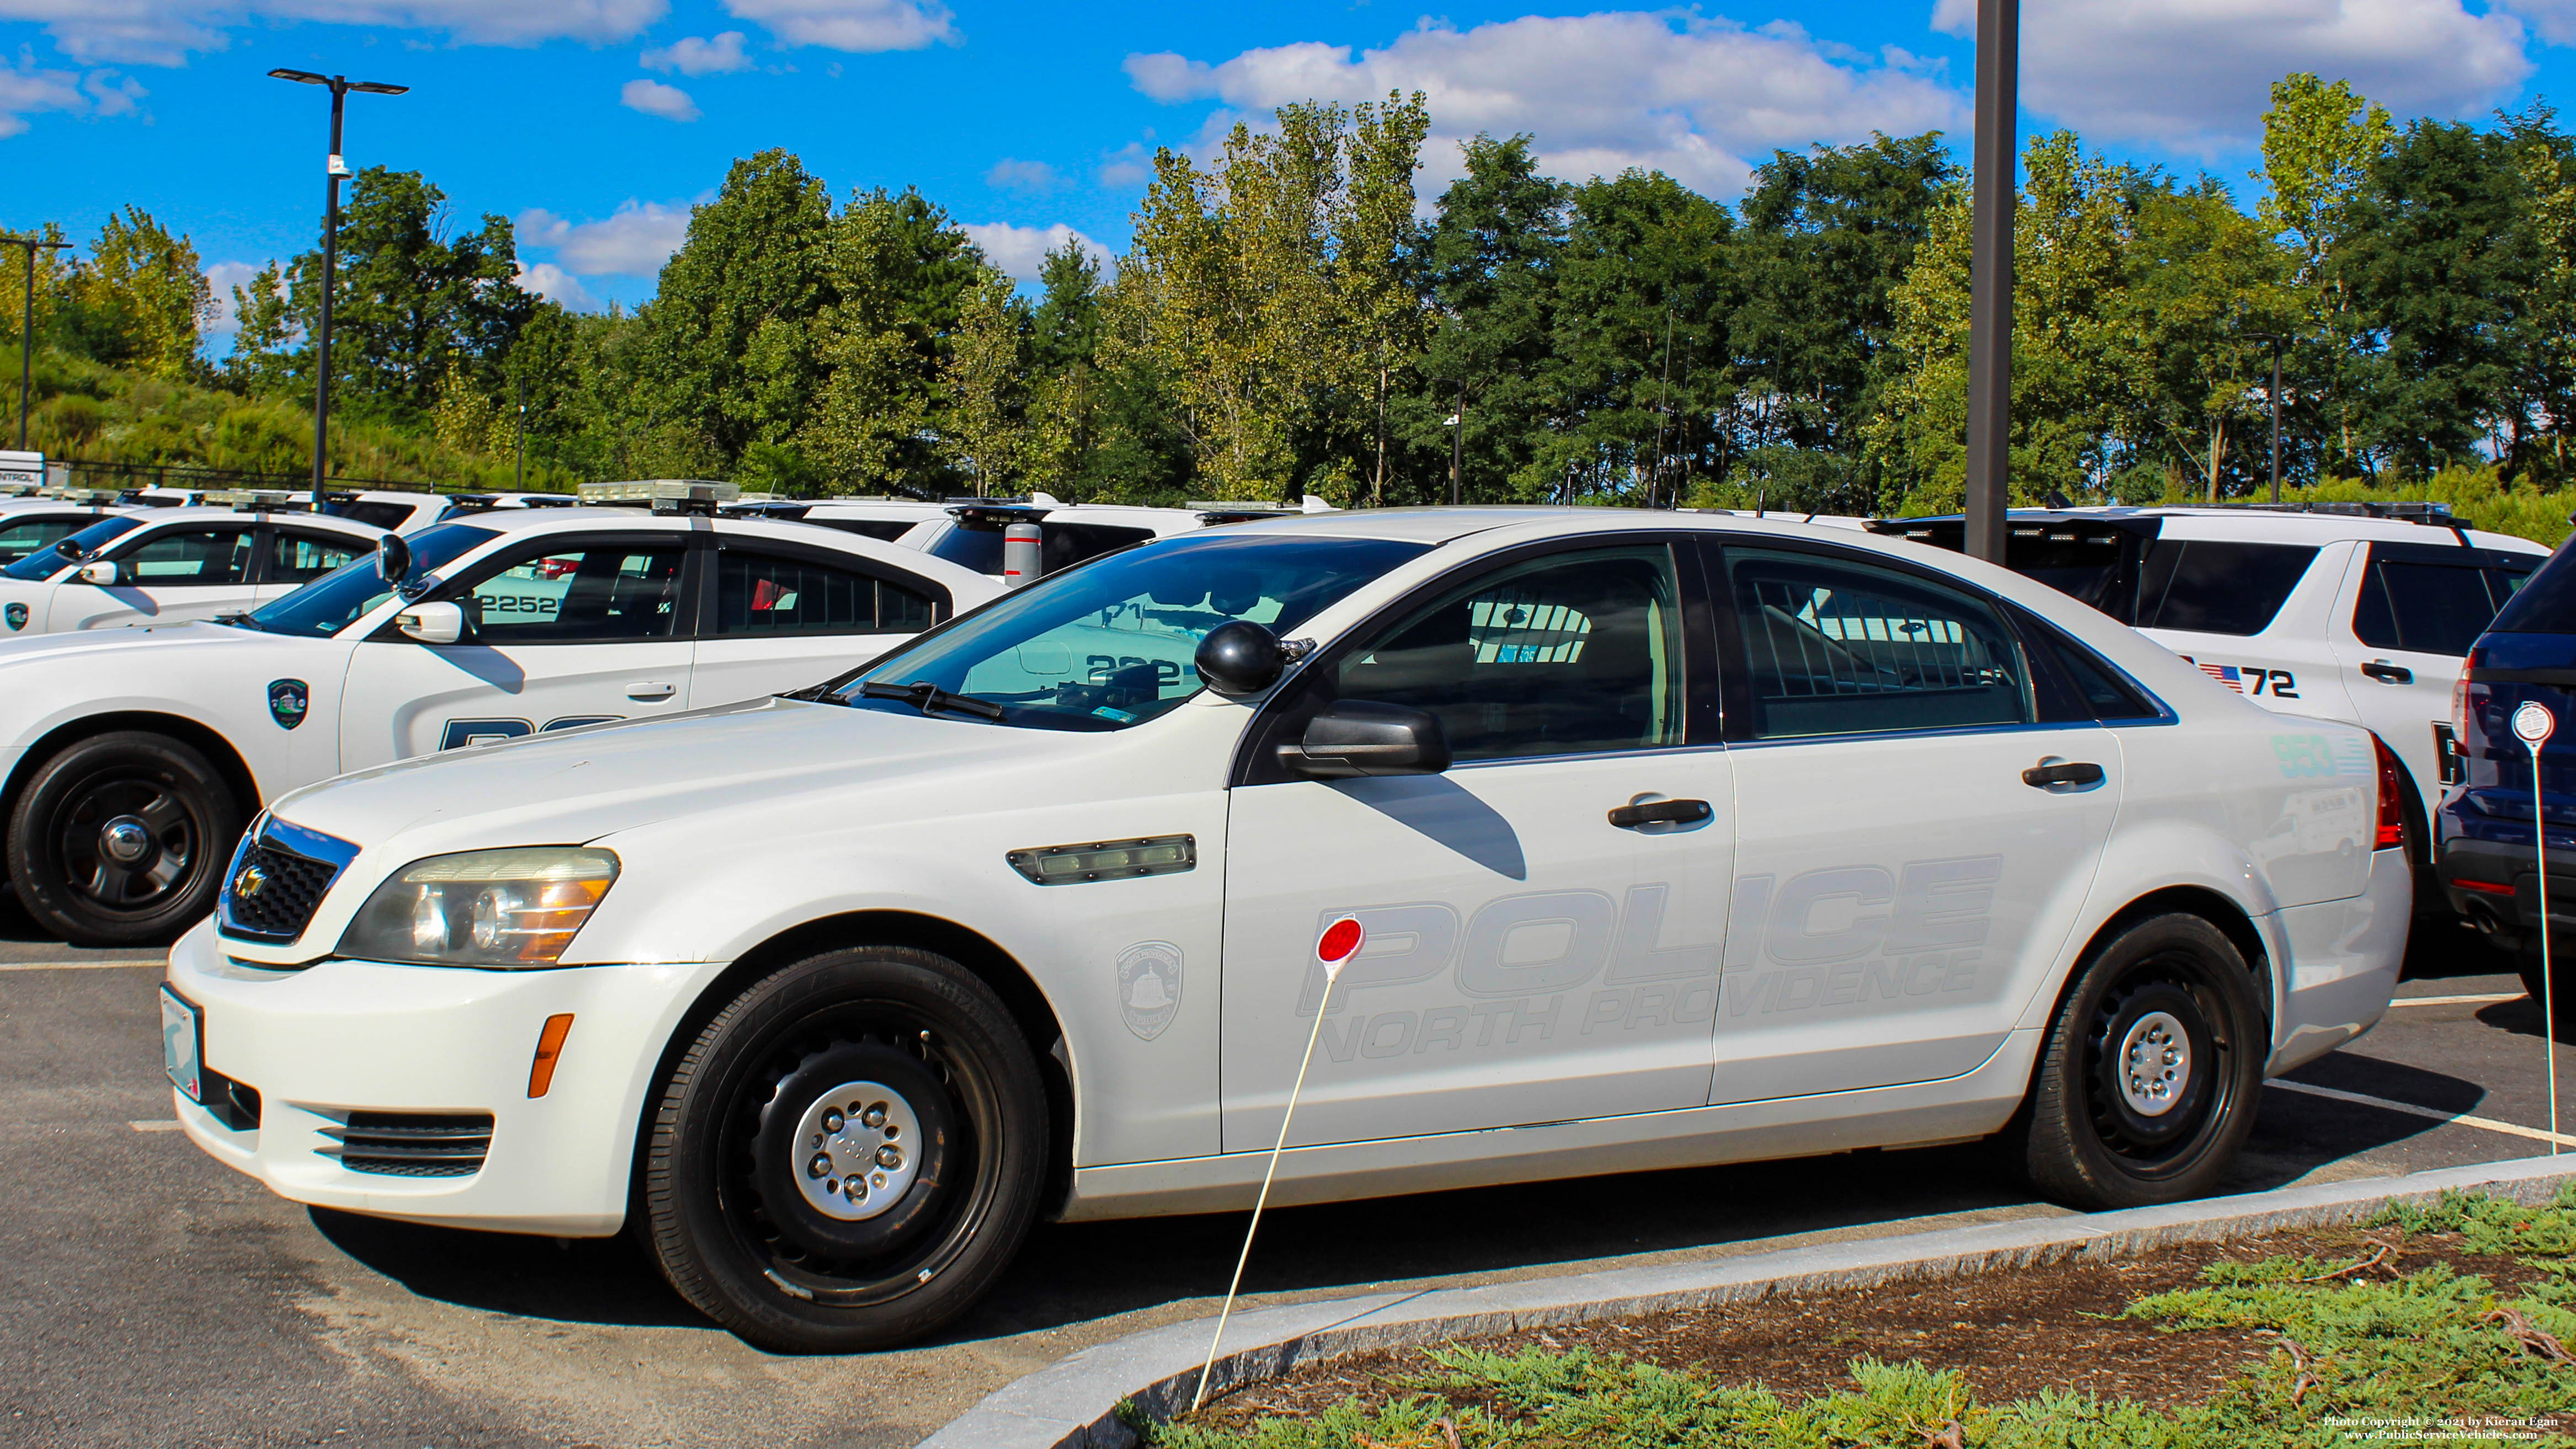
1146, 1189, 2576, 1448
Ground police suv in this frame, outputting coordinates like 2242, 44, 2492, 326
0, 500, 387, 636
1876, 505, 2547, 909
0, 501, 993, 944
164, 507, 2407, 1352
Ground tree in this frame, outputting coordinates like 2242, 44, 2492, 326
306, 168, 528, 421
940, 269, 1029, 495
2256, 73, 2395, 476
1335, 92, 1431, 502
68, 208, 213, 378
1407, 134, 1569, 502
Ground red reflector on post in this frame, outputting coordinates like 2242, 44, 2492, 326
2372, 735, 2407, 851
527, 1013, 575, 1098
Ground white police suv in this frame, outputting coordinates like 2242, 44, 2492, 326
164, 507, 2406, 1352
1877, 505, 2548, 910
0, 506, 993, 944
0, 502, 387, 637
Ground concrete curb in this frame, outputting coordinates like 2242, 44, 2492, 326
921, 1154, 2576, 1448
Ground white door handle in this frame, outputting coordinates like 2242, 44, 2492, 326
626, 681, 677, 701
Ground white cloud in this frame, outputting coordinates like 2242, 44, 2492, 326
514, 260, 598, 309
642, 30, 752, 74
1931, 0, 2531, 149
1123, 13, 1967, 199
619, 76, 699, 121
2498, 0, 2576, 45
717, 0, 954, 52
202, 260, 265, 340
516, 199, 692, 275
1098, 140, 1152, 190
0, 52, 137, 137
0, 0, 669, 67
959, 222, 1109, 285
984, 157, 1063, 193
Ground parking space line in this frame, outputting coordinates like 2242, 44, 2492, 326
128, 1120, 181, 1132
2269, 1078, 2576, 1149
0, 959, 162, 972
2391, 993, 2520, 1007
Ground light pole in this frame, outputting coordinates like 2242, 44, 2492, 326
514, 371, 527, 489
269, 67, 408, 509
2247, 331, 2286, 504
1, 234, 73, 452
1962, 0, 2018, 560
1446, 378, 1467, 506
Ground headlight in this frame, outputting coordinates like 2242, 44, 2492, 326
337, 847, 619, 967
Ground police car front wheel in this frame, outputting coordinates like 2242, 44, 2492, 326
2007, 913, 2265, 1210
5, 731, 242, 947
640, 945, 1051, 1352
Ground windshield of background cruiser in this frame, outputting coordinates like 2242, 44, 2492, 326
241, 522, 498, 638
834, 532, 1430, 731
2, 515, 142, 580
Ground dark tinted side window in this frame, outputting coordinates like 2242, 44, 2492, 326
463, 543, 685, 642
336, 501, 423, 530
710, 550, 936, 635
1044, 523, 1154, 574
927, 526, 1004, 574
0, 515, 86, 564
2485, 545, 2568, 634
267, 529, 368, 585
113, 526, 256, 585
2353, 559, 2509, 655
2138, 540, 2316, 636
811, 518, 918, 543
1725, 548, 2030, 739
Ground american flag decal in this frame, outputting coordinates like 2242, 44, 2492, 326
2199, 662, 2244, 692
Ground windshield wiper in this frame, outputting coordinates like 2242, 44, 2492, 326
211, 610, 263, 631
858, 680, 1006, 721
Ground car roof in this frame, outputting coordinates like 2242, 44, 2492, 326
1892, 504, 2546, 554
111, 505, 386, 533
426, 506, 995, 589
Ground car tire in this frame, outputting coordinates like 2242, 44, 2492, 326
2006, 912, 2267, 1210
5, 731, 243, 947
640, 946, 1050, 1352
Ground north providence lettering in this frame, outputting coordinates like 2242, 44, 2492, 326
1299, 856, 2002, 1059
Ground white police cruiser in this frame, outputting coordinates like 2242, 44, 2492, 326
0, 498, 387, 637
0, 486, 130, 565
1875, 505, 2548, 910
0, 502, 992, 944
164, 507, 2408, 1352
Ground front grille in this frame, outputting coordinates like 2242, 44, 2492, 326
218, 839, 341, 943
323, 1111, 494, 1177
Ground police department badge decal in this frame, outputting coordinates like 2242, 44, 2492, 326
1116, 941, 1183, 1040
2, 602, 23, 630
266, 678, 308, 731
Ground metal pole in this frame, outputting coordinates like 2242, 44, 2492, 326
2269, 337, 2284, 504
17, 243, 30, 453
1653, 307, 1675, 511
1449, 379, 1465, 506
311, 80, 348, 511
515, 372, 527, 489
1963, 0, 2018, 563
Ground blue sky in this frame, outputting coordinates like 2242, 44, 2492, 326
5, 0, 2575, 347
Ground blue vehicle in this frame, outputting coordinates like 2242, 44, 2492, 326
2438, 533, 2576, 1022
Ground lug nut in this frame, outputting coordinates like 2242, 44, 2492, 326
807, 1152, 832, 1179
876, 1145, 903, 1169
861, 1103, 888, 1129
821, 1109, 843, 1133
845, 1175, 867, 1199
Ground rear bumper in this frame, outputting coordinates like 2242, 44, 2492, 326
2267, 846, 2413, 1074
2437, 836, 2575, 945
163, 917, 709, 1236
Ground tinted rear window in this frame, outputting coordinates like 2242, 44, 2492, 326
2489, 541, 2576, 634
2138, 540, 2317, 636
2353, 559, 2510, 655
812, 518, 917, 543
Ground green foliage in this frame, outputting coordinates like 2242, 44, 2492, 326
1153, 1193, 2576, 1448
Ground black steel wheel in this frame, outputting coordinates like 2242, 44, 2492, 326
5, 731, 241, 946
642, 946, 1049, 1352
2006, 912, 2267, 1210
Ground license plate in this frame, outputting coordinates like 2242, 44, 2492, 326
161, 986, 201, 1103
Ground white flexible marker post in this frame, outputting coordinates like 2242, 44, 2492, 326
2515, 700, 2559, 1155
1189, 916, 1365, 1414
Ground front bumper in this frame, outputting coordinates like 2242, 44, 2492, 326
164, 918, 710, 1236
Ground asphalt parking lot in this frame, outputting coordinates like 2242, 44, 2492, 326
2, 909, 2566, 1449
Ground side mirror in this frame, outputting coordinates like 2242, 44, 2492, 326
1195, 619, 1290, 697
377, 533, 413, 592
395, 600, 466, 645
1279, 700, 1452, 778
78, 560, 122, 586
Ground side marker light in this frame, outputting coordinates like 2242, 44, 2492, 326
527, 1013, 575, 1098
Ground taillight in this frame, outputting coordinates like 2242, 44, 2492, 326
2372, 734, 2406, 850
2452, 646, 2480, 753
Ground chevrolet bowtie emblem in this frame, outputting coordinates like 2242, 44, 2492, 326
233, 864, 268, 900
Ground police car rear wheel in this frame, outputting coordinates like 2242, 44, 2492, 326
5, 731, 241, 947
642, 946, 1049, 1353
2010, 913, 2264, 1210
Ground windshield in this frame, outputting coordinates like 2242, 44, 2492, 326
927, 523, 1006, 574
2, 515, 142, 580
238, 521, 498, 638
831, 532, 1428, 731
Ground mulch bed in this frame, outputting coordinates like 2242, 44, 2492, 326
1187, 1227, 2559, 1431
